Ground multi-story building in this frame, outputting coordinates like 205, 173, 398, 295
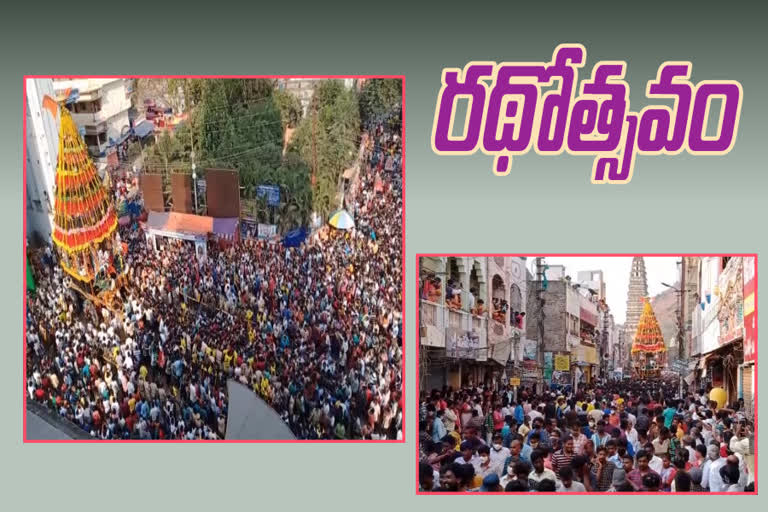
577, 270, 606, 301
741, 256, 756, 419
418, 256, 530, 392
598, 303, 614, 377
419, 256, 488, 391
486, 256, 531, 387
52, 78, 133, 168
680, 257, 702, 360
525, 272, 598, 390
690, 256, 749, 407
574, 287, 600, 385
614, 327, 627, 376
545, 264, 566, 281
25, 78, 59, 240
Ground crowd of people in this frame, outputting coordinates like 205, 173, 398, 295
419, 381, 754, 492
25, 118, 403, 441
420, 276, 525, 328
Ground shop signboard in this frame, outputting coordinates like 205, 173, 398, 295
554, 354, 570, 372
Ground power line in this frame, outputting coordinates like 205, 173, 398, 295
141, 132, 368, 171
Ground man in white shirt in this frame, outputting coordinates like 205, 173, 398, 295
529, 404, 544, 423
556, 466, 586, 492
475, 445, 503, 478
490, 433, 511, 469
529, 450, 557, 490
707, 451, 728, 492
644, 442, 664, 475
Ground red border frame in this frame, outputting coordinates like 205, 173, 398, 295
415, 253, 757, 495
22, 75, 406, 443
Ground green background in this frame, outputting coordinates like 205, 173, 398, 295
2, 0, 763, 506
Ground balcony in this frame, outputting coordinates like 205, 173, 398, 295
420, 299, 487, 358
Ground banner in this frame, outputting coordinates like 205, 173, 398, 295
543, 352, 553, 382
256, 185, 281, 206
554, 354, 570, 372
258, 223, 277, 239
27, 260, 35, 292
445, 328, 481, 359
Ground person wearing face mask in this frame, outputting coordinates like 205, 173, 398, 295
506, 438, 532, 471
474, 445, 501, 478
527, 431, 543, 453
490, 433, 511, 469
527, 418, 550, 448
499, 458, 518, 488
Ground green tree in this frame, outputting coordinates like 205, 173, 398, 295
289, 80, 361, 220
142, 79, 315, 230
145, 132, 184, 173
274, 152, 312, 231
359, 78, 402, 123
274, 90, 303, 129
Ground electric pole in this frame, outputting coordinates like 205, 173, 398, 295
191, 123, 198, 214
311, 102, 317, 188
535, 257, 546, 392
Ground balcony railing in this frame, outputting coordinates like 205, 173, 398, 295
420, 299, 487, 356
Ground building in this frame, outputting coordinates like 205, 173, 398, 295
741, 256, 756, 419
598, 304, 615, 376
577, 270, 606, 301
418, 256, 530, 392
52, 78, 133, 169
419, 256, 489, 391
525, 272, 598, 391
574, 287, 600, 385
25, 78, 59, 240
624, 256, 649, 362
690, 257, 750, 408
545, 264, 566, 281
486, 257, 532, 389
680, 256, 702, 360
611, 324, 627, 379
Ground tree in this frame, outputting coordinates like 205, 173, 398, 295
288, 80, 361, 220
274, 153, 312, 231
140, 78, 316, 229
359, 78, 402, 123
274, 90, 303, 130
152, 132, 184, 173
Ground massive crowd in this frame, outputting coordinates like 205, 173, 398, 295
25, 119, 403, 441
419, 381, 754, 492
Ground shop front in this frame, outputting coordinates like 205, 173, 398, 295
572, 342, 598, 387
